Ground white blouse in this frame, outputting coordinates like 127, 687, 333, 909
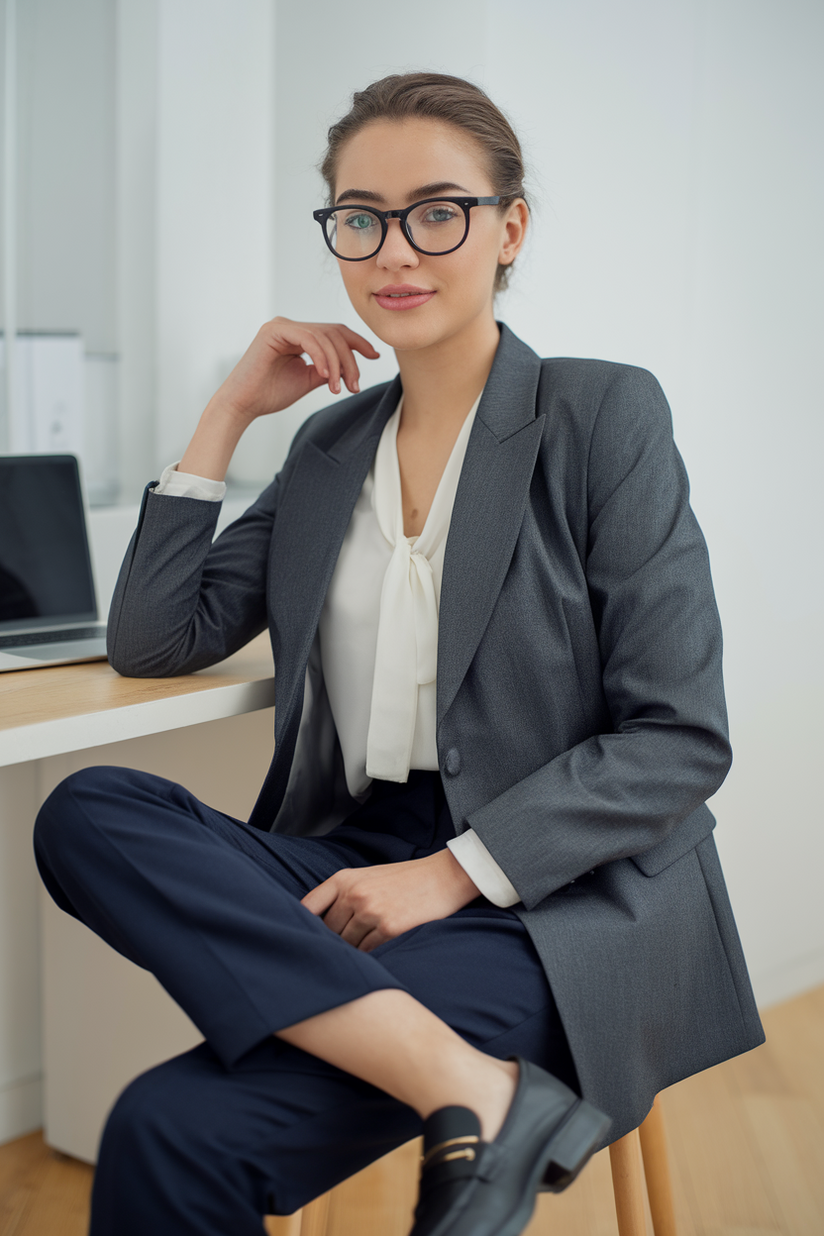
153, 400, 520, 908
319, 395, 476, 794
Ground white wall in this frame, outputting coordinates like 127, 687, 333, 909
115, 0, 159, 496
14, 0, 116, 354
3, 0, 277, 497
3, 0, 119, 499
154, 0, 275, 471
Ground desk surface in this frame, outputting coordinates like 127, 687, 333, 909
0, 636, 275, 768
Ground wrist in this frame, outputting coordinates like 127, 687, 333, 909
201, 393, 255, 436
178, 399, 250, 482
438, 847, 480, 905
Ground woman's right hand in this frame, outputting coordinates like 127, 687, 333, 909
210, 317, 381, 425
178, 318, 381, 481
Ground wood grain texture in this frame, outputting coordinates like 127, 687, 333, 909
609, 1129, 648, 1236
0, 1134, 93, 1236
265, 1212, 304, 1236
0, 634, 274, 733
0, 634, 276, 767
2, 985, 821, 1236
637, 1098, 677, 1236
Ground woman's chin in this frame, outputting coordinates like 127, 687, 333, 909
359, 305, 466, 355
362, 315, 439, 353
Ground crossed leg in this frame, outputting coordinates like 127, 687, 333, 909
34, 766, 576, 1235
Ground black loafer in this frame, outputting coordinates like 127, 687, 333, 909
409, 1056, 611, 1236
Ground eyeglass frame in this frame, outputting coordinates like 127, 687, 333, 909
312, 195, 502, 261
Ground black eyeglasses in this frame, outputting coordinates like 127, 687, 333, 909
313, 196, 501, 261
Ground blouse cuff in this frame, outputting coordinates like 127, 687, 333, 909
153, 461, 226, 502
447, 829, 521, 907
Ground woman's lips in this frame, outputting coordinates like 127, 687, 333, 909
373, 286, 436, 311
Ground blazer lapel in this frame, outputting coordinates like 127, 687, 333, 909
250, 379, 400, 830
268, 377, 401, 734
437, 326, 545, 725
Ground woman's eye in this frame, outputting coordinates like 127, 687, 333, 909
343, 212, 377, 231
423, 207, 457, 223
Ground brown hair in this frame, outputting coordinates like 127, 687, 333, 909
320, 72, 529, 294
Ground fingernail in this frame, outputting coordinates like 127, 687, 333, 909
353, 381, 360, 392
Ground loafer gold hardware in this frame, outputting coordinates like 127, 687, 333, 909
421, 1135, 481, 1168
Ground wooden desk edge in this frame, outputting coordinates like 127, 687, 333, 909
0, 639, 276, 768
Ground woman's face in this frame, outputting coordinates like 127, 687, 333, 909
331, 118, 526, 355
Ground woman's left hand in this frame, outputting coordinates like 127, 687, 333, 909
301, 850, 480, 952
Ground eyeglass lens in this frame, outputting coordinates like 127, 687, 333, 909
325, 200, 468, 258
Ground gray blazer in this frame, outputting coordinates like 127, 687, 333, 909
108, 323, 764, 1142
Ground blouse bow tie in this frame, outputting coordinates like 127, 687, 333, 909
366, 412, 444, 783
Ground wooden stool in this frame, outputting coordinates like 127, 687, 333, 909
608, 1096, 677, 1236
268, 1094, 677, 1236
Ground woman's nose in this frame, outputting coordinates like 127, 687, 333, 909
376, 218, 419, 271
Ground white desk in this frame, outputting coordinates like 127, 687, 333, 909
0, 638, 276, 1160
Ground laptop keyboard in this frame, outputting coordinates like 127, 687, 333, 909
0, 626, 106, 649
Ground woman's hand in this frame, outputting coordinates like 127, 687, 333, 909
178, 317, 380, 481
212, 317, 381, 424
301, 850, 480, 953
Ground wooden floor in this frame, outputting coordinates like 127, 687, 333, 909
2, 984, 822, 1236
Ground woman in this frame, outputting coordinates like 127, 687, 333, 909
34, 72, 763, 1236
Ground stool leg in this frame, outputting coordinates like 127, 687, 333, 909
609, 1128, 647, 1236
264, 1213, 304, 1236
265, 1190, 332, 1236
638, 1097, 678, 1236
300, 1191, 332, 1236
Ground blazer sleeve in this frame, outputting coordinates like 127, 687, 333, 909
106, 477, 279, 677
465, 366, 733, 910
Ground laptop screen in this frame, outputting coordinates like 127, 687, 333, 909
0, 455, 97, 631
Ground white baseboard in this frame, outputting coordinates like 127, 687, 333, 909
0, 1074, 42, 1145
753, 948, 824, 1010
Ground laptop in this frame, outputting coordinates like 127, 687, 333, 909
0, 454, 108, 672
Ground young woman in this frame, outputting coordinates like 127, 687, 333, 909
34, 73, 764, 1236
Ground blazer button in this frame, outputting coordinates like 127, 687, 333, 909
444, 748, 461, 777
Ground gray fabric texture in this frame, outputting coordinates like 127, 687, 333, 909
107, 324, 764, 1142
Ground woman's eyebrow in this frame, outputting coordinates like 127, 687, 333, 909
334, 182, 472, 206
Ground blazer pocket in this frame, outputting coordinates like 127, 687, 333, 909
630, 803, 717, 877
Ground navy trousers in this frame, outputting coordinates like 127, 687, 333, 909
34, 766, 576, 1236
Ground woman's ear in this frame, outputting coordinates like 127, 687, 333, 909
498, 199, 529, 267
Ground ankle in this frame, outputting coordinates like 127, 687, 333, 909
475, 1057, 519, 1142
417, 1052, 519, 1144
